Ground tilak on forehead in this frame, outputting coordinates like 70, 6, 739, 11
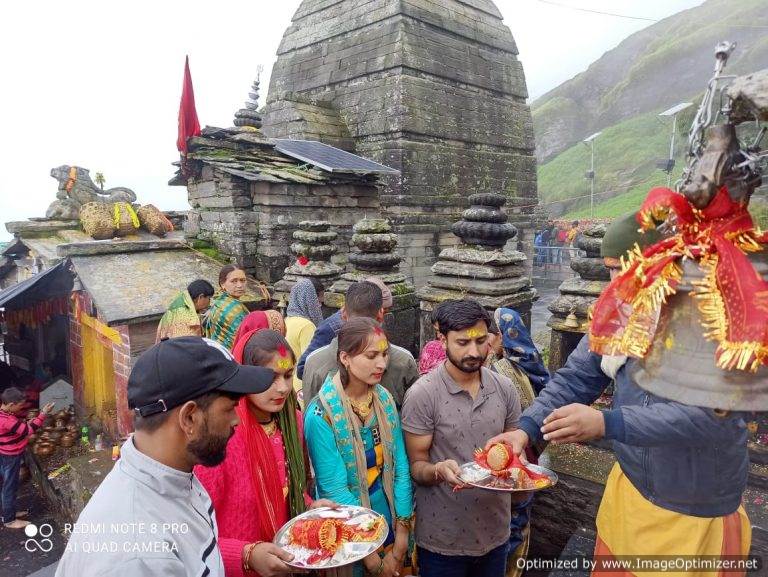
464, 327, 487, 339
276, 344, 293, 369
373, 326, 389, 351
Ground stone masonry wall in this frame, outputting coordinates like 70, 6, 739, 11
251, 181, 380, 283
185, 165, 381, 284
263, 0, 538, 287
185, 166, 260, 273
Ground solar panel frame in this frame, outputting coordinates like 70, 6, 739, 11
273, 139, 400, 175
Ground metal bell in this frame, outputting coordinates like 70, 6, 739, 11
564, 311, 580, 329
632, 255, 768, 411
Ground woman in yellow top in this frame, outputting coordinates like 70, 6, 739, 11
284, 278, 324, 405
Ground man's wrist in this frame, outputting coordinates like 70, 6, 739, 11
518, 416, 541, 443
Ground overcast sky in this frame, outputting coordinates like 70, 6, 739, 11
0, 0, 703, 241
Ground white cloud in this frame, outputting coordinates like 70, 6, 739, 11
0, 0, 703, 240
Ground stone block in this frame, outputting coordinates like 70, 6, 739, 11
430, 260, 525, 279
427, 274, 530, 295
438, 246, 526, 265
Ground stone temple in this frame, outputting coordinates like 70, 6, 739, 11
263, 0, 537, 286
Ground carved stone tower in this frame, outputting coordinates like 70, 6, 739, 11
263, 0, 537, 286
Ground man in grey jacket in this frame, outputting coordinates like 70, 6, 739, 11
56, 337, 296, 577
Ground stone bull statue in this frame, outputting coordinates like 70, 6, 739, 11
45, 165, 138, 220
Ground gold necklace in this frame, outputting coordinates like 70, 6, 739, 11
349, 390, 374, 420
260, 419, 277, 436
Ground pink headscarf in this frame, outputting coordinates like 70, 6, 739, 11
418, 340, 446, 375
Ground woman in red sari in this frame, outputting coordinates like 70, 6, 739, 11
195, 325, 331, 576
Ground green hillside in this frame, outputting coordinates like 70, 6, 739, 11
539, 102, 768, 227
532, 0, 768, 162
538, 105, 695, 210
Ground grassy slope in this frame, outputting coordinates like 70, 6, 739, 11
539, 105, 768, 227
538, 105, 695, 206
532, 0, 768, 161
533, 0, 768, 222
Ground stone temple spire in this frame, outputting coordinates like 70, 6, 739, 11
234, 65, 263, 129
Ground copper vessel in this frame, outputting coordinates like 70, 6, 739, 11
60, 434, 77, 448
34, 442, 55, 457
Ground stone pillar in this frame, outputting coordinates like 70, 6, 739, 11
417, 193, 537, 349
325, 219, 418, 354
273, 221, 342, 300
546, 223, 609, 372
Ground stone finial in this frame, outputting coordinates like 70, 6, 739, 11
546, 222, 610, 372
348, 218, 401, 271
451, 193, 517, 248
234, 67, 263, 129
417, 192, 536, 347
273, 221, 342, 296
326, 217, 417, 353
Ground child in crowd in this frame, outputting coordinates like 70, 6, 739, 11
0, 387, 54, 529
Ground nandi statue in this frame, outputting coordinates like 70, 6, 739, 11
45, 165, 138, 220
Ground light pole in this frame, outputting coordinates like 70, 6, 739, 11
658, 102, 693, 187
582, 131, 601, 218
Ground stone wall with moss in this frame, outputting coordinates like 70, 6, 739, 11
184, 166, 381, 283
263, 0, 538, 287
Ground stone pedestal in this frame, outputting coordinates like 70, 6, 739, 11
273, 221, 343, 300
417, 194, 536, 348
546, 224, 609, 372
325, 219, 418, 354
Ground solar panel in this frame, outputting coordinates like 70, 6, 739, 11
273, 139, 400, 175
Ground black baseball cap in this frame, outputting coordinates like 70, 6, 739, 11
128, 337, 275, 417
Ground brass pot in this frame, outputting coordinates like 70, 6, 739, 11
34, 442, 54, 457
66, 424, 79, 434
55, 409, 69, 421
54, 418, 67, 429
47, 431, 62, 443
60, 434, 76, 448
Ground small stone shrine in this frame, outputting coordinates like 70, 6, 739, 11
173, 73, 387, 284
546, 223, 609, 371
324, 218, 418, 354
273, 220, 343, 299
417, 193, 536, 348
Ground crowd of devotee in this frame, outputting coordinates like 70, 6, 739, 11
0, 213, 751, 577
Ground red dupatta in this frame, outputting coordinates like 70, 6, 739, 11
231, 323, 287, 542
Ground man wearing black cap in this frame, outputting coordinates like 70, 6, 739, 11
56, 337, 296, 577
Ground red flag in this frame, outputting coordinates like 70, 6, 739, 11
177, 55, 201, 155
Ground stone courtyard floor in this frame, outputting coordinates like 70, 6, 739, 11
0, 472, 64, 577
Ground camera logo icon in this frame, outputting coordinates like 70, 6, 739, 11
24, 523, 54, 553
